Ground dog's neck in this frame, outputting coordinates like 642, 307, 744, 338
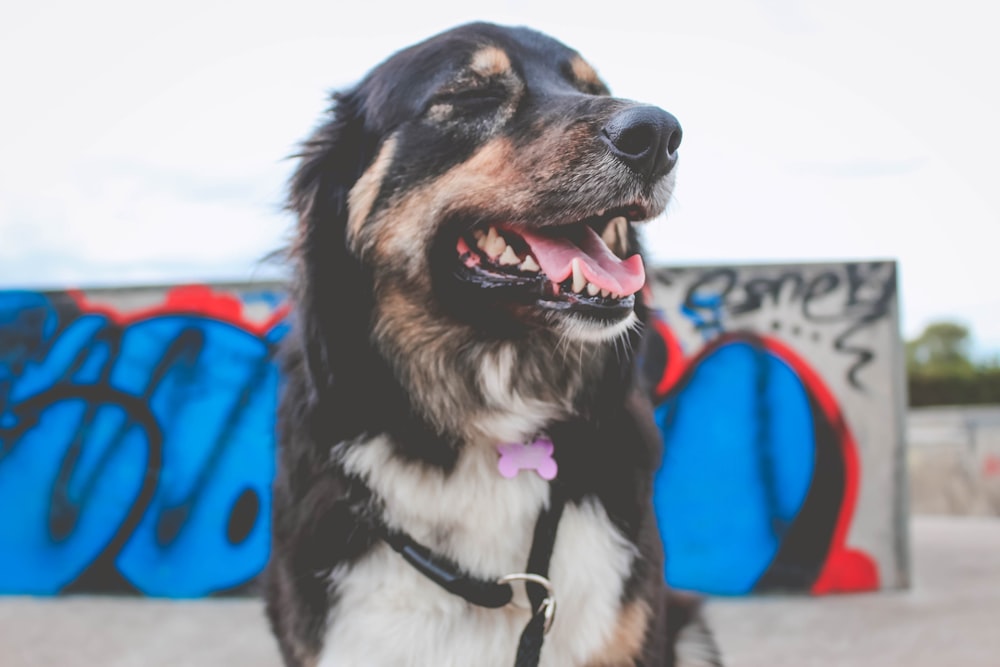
370, 289, 618, 447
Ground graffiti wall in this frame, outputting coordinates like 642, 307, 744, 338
0, 265, 908, 597
645, 261, 908, 595
0, 284, 288, 596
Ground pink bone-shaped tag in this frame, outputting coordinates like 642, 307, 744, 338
497, 437, 558, 480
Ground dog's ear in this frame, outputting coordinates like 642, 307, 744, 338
287, 90, 378, 403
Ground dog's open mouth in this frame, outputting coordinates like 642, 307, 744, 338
454, 207, 646, 316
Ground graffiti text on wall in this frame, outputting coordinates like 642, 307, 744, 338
654, 262, 896, 388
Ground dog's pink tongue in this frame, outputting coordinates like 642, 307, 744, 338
517, 225, 645, 295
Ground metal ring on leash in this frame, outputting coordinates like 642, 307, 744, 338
497, 573, 557, 634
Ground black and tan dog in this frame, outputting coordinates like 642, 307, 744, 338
267, 22, 720, 667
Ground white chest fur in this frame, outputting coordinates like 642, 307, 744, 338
319, 436, 637, 667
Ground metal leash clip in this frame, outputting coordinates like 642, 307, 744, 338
497, 573, 557, 634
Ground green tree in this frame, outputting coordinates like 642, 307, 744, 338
906, 321, 975, 376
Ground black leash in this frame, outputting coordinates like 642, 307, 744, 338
380, 485, 566, 667
513, 485, 565, 666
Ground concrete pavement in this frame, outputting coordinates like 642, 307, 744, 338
707, 515, 1000, 666
1, 516, 997, 666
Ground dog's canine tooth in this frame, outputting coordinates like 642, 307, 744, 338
520, 255, 540, 272
473, 229, 486, 240
586, 282, 600, 296
498, 245, 520, 266
571, 258, 586, 293
485, 228, 507, 258
490, 239, 508, 258
602, 216, 628, 257
483, 226, 501, 256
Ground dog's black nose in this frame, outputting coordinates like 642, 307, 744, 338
601, 106, 682, 181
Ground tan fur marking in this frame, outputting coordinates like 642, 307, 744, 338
585, 600, 651, 667
570, 56, 603, 88
453, 137, 515, 180
347, 135, 398, 244
470, 46, 511, 77
359, 138, 527, 268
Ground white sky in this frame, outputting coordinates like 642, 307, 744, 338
1, 0, 998, 354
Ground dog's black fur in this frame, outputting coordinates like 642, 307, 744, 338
267, 22, 717, 667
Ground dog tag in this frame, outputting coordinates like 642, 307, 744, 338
497, 438, 557, 480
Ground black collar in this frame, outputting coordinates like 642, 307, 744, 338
376, 484, 567, 666
378, 484, 566, 609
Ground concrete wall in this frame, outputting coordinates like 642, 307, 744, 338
646, 261, 908, 594
0, 264, 909, 597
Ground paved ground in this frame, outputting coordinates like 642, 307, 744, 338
908, 406, 1000, 515
706, 516, 1000, 666
1, 516, 998, 666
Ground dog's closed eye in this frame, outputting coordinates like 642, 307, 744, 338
428, 84, 509, 113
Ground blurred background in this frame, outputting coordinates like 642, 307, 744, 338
2, 0, 998, 356
1, 1, 998, 665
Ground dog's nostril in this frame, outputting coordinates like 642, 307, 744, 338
602, 106, 682, 180
604, 122, 658, 158
667, 125, 683, 157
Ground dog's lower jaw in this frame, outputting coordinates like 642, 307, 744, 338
551, 310, 640, 345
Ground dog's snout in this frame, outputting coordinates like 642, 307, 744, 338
601, 106, 682, 181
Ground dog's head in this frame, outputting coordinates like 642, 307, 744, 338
290, 22, 680, 417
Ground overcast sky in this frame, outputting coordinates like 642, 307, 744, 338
2, 1, 998, 354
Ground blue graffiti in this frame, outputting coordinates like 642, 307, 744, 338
0, 290, 286, 597
680, 291, 725, 341
653, 339, 815, 595
0, 292, 61, 405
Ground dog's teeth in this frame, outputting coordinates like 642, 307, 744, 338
473, 229, 486, 240
600, 288, 610, 298
520, 255, 540, 272
498, 245, 520, 266
485, 226, 500, 247
602, 216, 628, 257
586, 282, 600, 296
571, 258, 586, 293
491, 239, 509, 258
485, 227, 507, 257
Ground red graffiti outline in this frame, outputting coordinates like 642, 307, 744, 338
651, 316, 686, 400
67, 285, 289, 337
759, 336, 879, 594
